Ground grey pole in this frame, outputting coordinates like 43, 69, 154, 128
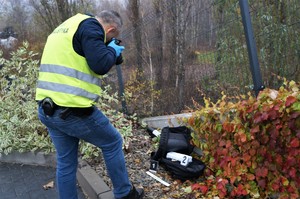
116, 64, 128, 114
239, 0, 264, 96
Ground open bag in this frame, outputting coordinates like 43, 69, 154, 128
150, 126, 206, 181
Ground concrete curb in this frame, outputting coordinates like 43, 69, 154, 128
77, 160, 114, 199
142, 113, 193, 129
0, 151, 56, 167
0, 151, 113, 199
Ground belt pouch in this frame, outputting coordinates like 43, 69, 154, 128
41, 98, 56, 116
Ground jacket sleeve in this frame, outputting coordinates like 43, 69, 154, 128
73, 18, 117, 75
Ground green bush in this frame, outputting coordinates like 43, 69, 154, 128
0, 42, 135, 159
183, 80, 300, 198
0, 42, 52, 154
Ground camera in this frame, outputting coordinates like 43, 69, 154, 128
113, 38, 122, 45
106, 38, 124, 65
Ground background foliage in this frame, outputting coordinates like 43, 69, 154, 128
1, 0, 299, 116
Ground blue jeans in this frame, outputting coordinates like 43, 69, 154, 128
38, 105, 131, 199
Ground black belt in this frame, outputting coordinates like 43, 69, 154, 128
40, 98, 94, 119
59, 106, 94, 119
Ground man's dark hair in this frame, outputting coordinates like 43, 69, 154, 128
97, 10, 123, 29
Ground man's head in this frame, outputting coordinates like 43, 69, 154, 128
96, 10, 123, 42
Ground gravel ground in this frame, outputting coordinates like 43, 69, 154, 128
87, 127, 198, 199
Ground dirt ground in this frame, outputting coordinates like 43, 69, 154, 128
87, 127, 204, 199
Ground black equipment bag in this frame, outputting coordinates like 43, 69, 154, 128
161, 157, 206, 181
151, 126, 206, 181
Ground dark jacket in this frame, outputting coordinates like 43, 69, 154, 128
73, 17, 117, 75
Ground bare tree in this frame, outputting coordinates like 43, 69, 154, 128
152, 0, 164, 89
126, 0, 143, 78
29, 0, 96, 36
29, 0, 60, 34
56, 0, 71, 22
175, 0, 188, 111
166, 2, 177, 86
163, 0, 191, 111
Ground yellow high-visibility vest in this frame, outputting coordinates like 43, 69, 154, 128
36, 13, 104, 107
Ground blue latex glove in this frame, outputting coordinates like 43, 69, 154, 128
108, 38, 125, 57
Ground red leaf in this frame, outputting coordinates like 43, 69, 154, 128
270, 127, 279, 140
288, 120, 297, 131
289, 167, 297, 179
257, 179, 266, 189
253, 112, 262, 123
199, 185, 208, 195
261, 135, 269, 144
249, 148, 256, 156
246, 105, 254, 113
272, 182, 280, 191
275, 123, 283, 130
268, 109, 278, 120
287, 185, 296, 193
235, 184, 247, 196
290, 112, 300, 119
243, 153, 251, 162
191, 183, 201, 190
286, 156, 296, 166
223, 122, 235, 132
247, 173, 255, 180
219, 140, 226, 147
240, 132, 247, 143
251, 140, 260, 148
261, 112, 269, 121
261, 167, 268, 177
275, 154, 283, 166
256, 167, 268, 177
226, 140, 232, 148
230, 176, 237, 184
285, 96, 297, 107
258, 146, 267, 156
290, 138, 299, 148
250, 125, 260, 134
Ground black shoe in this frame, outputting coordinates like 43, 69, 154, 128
120, 185, 144, 199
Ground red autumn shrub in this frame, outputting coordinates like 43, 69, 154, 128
185, 80, 300, 198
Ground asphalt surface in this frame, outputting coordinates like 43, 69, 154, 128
0, 162, 87, 199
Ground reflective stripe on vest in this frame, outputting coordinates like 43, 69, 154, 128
39, 64, 100, 85
37, 80, 99, 101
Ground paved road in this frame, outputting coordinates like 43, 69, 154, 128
0, 162, 87, 199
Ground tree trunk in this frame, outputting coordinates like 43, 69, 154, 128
153, 0, 164, 89
55, 0, 71, 22
176, 0, 186, 111
127, 0, 143, 80
167, 2, 177, 87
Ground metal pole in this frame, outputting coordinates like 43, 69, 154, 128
239, 0, 264, 96
116, 64, 128, 114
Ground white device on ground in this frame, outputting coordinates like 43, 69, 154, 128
146, 171, 170, 186
152, 130, 161, 137
166, 152, 192, 166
